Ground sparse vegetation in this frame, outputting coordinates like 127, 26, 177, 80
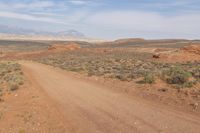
161, 66, 196, 88
0, 62, 24, 100
9, 83, 19, 91
0, 39, 200, 131
37, 49, 200, 88
140, 73, 155, 84
164, 67, 192, 84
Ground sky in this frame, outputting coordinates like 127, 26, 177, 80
0, 0, 200, 39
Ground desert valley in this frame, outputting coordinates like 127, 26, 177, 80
0, 0, 200, 132
0, 37, 200, 133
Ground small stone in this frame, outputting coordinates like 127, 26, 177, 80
191, 102, 198, 110
194, 102, 198, 107
158, 88, 168, 92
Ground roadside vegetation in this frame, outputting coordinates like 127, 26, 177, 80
37, 49, 200, 89
0, 62, 24, 101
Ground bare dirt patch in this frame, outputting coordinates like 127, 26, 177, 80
0, 63, 66, 133
153, 45, 200, 63
18, 61, 200, 133
35, 48, 200, 114
181, 45, 200, 55
48, 43, 81, 51
0, 42, 81, 60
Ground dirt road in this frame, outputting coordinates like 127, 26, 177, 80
21, 61, 200, 133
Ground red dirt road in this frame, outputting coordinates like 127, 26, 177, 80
21, 62, 200, 133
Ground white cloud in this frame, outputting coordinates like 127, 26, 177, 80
0, 11, 65, 24
0, 0, 199, 39
141, 1, 195, 8
15, 1, 54, 9
0, 1, 55, 10
86, 11, 163, 30
68, 0, 88, 5
30, 12, 59, 16
84, 10, 200, 39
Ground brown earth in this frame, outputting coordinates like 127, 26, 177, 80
0, 69, 66, 133
9, 61, 199, 133
0, 43, 81, 60
48, 43, 81, 51
153, 45, 200, 63
181, 45, 200, 55
1, 40, 200, 132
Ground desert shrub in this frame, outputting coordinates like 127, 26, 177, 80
0, 62, 24, 94
115, 74, 130, 81
36, 50, 200, 89
192, 67, 200, 79
87, 69, 96, 76
9, 83, 19, 91
18, 81, 24, 85
164, 67, 192, 85
140, 73, 155, 84
182, 80, 197, 88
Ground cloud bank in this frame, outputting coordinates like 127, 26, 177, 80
85, 10, 200, 39
0, 0, 199, 39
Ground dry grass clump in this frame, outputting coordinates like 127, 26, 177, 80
0, 62, 24, 100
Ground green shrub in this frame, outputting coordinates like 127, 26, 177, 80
182, 80, 197, 88
162, 66, 197, 88
192, 67, 200, 79
140, 73, 155, 84
115, 74, 130, 81
164, 67, 192, 85
9, 84, 19, 91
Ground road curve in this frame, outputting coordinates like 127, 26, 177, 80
21, 61, 200, 133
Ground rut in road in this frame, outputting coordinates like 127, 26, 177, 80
21, 61, 200, 133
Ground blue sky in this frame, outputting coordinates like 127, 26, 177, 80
0, 0, 200, 39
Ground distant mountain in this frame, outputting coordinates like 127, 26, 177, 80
0, 25, 85, 38
56, 30, 85, 38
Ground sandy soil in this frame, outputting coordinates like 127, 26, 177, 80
0, 68, 66, 133
18, 61, 200, 133
153, 45, 200, 63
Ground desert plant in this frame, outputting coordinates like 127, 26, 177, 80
36, 49, 200, 89
9, 83, 19, 91
164, 67, 192, 86
140, 73, 155, 84
182, 80, 197, 88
